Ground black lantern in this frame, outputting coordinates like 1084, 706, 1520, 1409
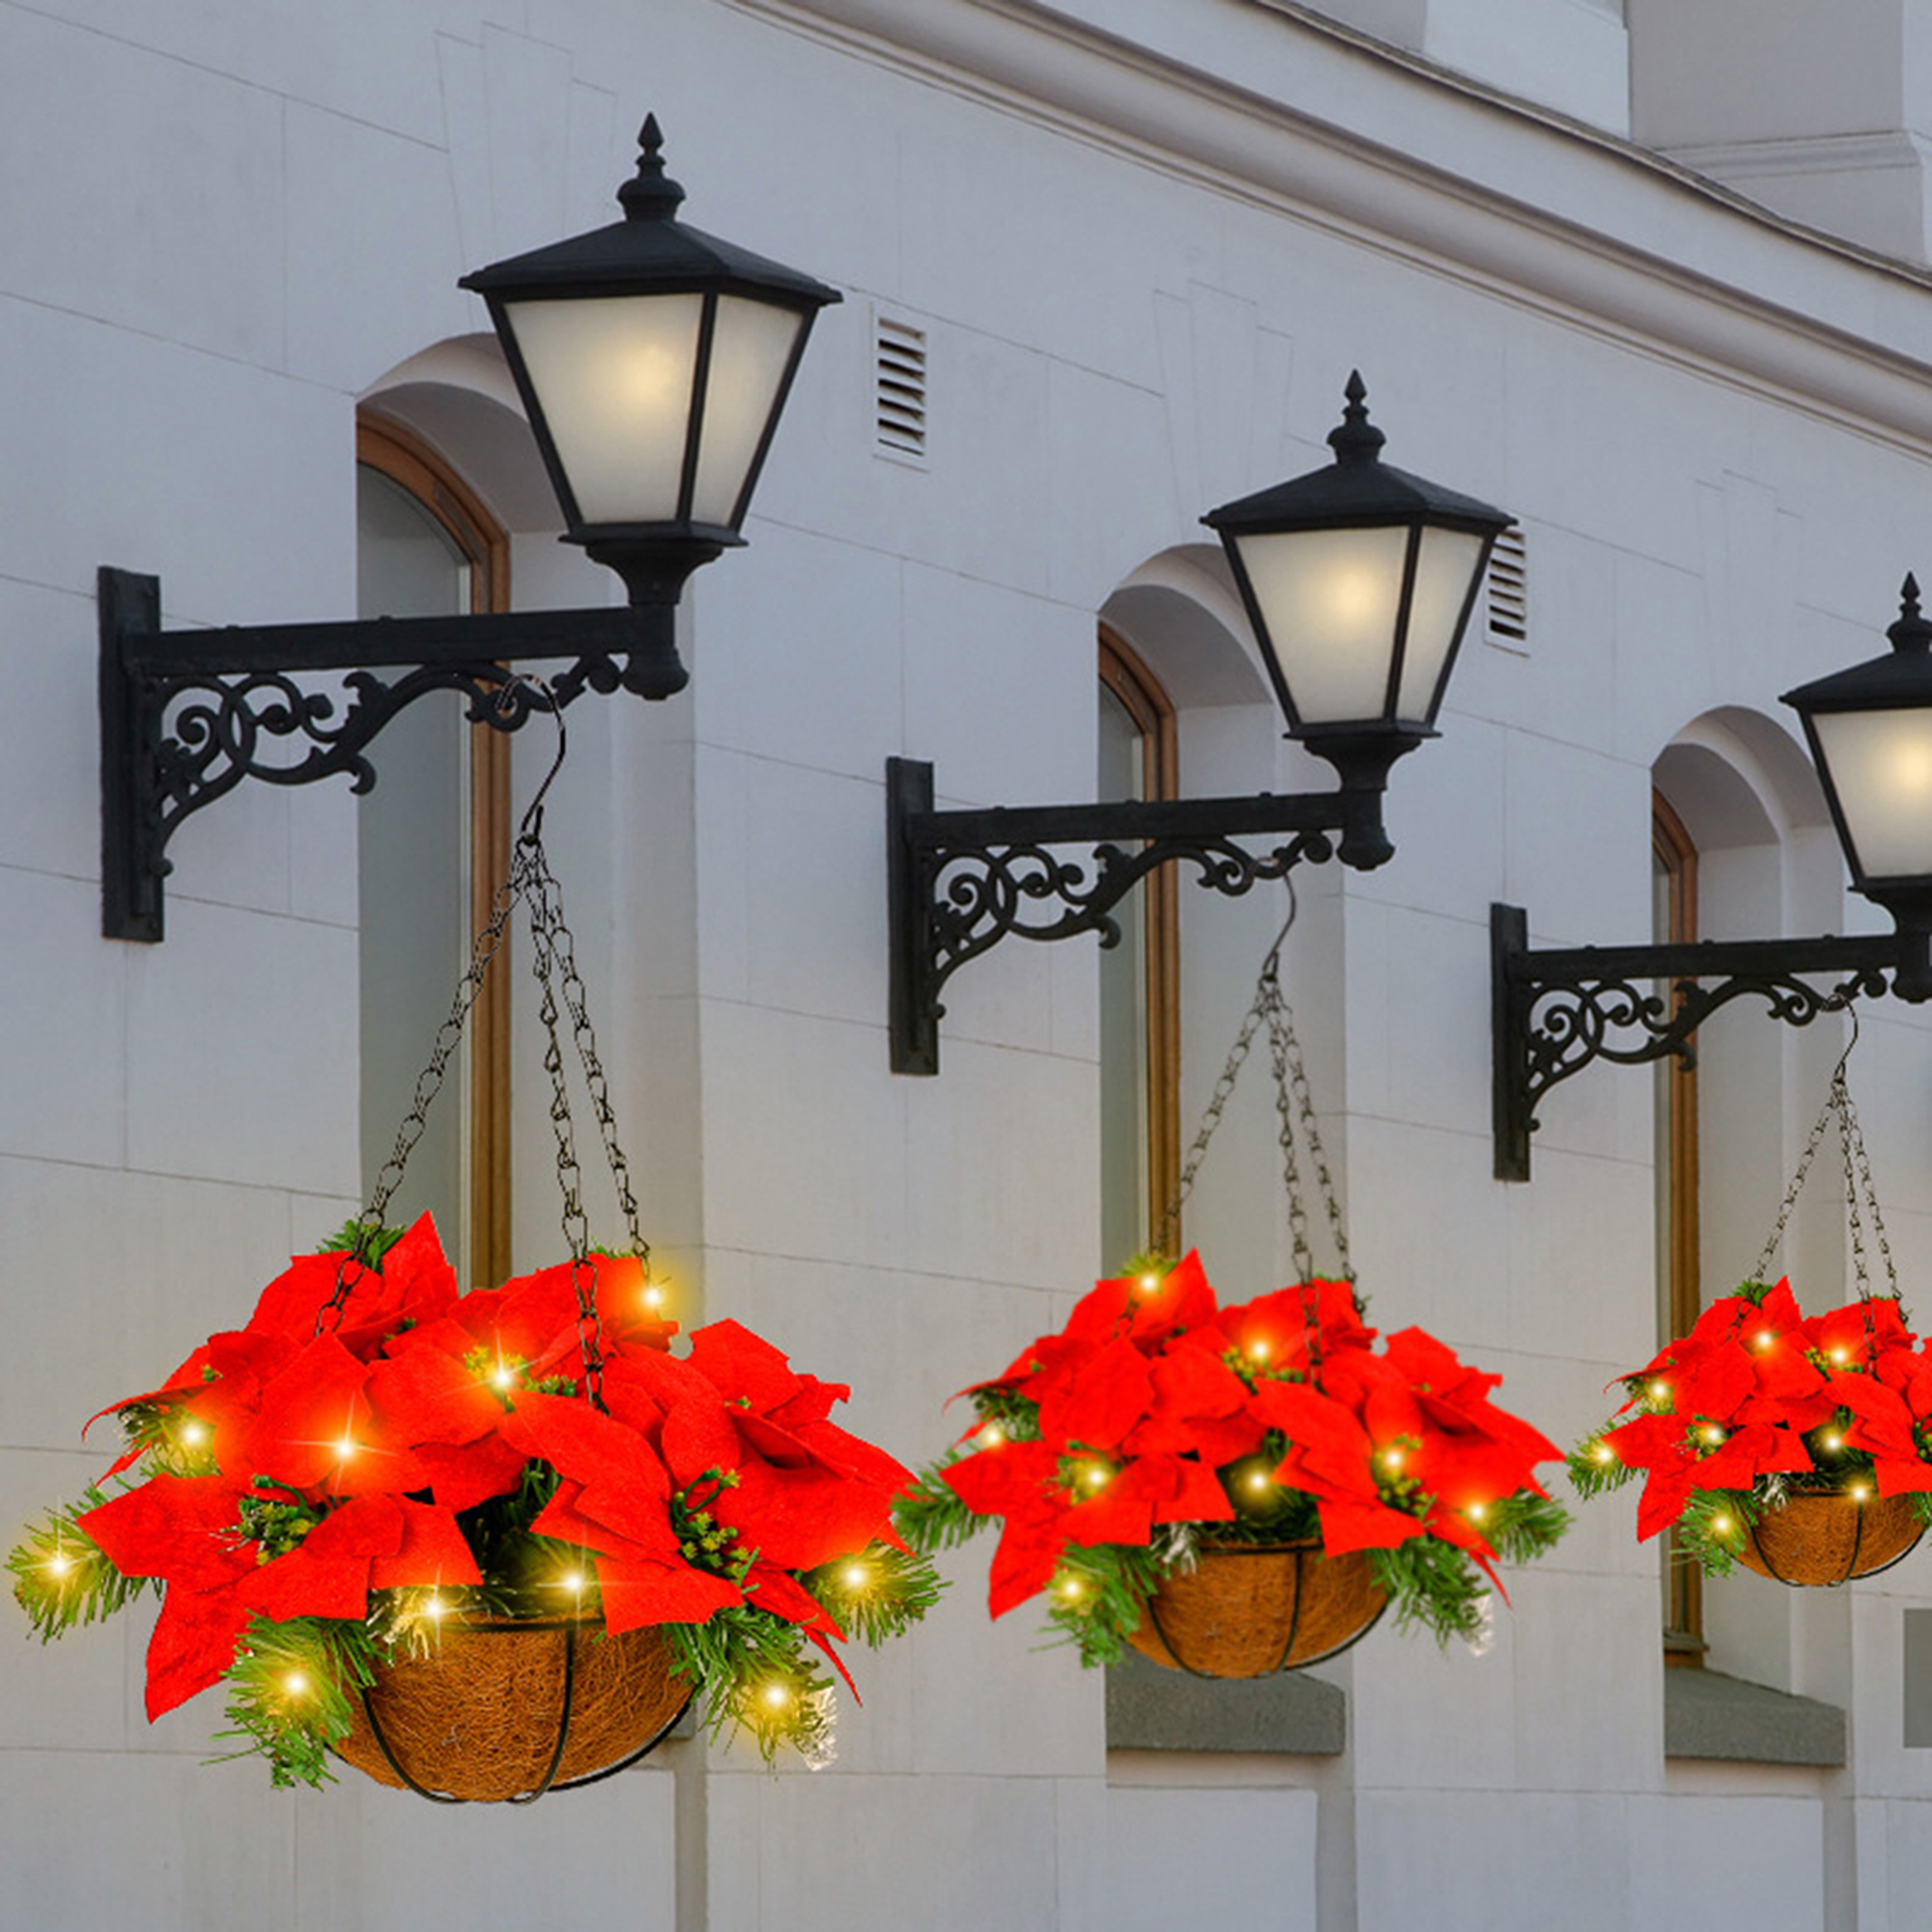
1493, 576, 1932, 1179
99, 112, 838, 940
1783, 577, 1932, 999
1203, 374, 1512, 860
461, 116, 841, 613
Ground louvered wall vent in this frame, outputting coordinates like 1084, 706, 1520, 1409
875, 316, 928, 462
1485, 526, 1528, 650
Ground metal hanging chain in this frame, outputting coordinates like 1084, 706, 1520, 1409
1151, 879, 1355, 1325
1272, 990, 1352, 1287
520, 835, 648, 1263
521, 835, 607, 1406
1749, 1009, 1897, 1365
314, 678, 647, 1405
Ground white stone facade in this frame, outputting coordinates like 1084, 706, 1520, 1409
8, 2, 1932, 1928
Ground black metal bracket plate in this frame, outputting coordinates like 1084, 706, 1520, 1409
888, 755, 1360, 1074
1491, 900, 1900, 1181
99, 565, 683, 941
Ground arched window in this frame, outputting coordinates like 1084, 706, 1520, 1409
1098, 626, 1180, 1266
1653, 787, 1703, 1661
355, 416, 513, 1287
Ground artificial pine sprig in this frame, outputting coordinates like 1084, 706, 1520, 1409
1565, 1424, 1639, 1499
1039, 1543, 1167, 1664
213, 1616, 377, 1789
802, 1541, 945, 1646
664, 1602, 835, 1765
894, 1462, 990, 1552
7, 1490, 154, 1638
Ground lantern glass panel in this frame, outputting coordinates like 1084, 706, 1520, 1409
504, 293, 704, 524
1394, 526, 1487, 724
689, 296, 809, 528
1234, 525, 1408, 725
1811, 707, 1932, 881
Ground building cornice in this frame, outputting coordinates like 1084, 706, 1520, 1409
733, 0, 1932, 449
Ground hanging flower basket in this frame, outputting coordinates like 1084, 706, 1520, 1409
1125, 1543, 1388, 1677
337, 1619, 685, 1801
7, 1218, 941, 1791
1570, 1277, 1932, 1585
10, 724, 941, 1793
1733, 1492, 1923, 1587
896, 1252, 1567, 1675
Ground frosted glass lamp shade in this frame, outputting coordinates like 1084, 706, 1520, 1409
1204, 376, 1511, 752
461, 117, 838, 605
1786, 581, 1932, 923
498, 290, 810, 532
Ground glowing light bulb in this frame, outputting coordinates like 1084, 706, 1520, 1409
761, 1683, 791, 1711
1056, 1576, 1084, 1602
180, 1421, 207, 1447
1831, 1348, 1850, 1366
44, 1552, 71, 1578
842, 1564, 869, 1591
1713, 1515, 1734, 1536
1822, 1432, 1843, 1453
1245, 1471, 1272, 1495
335, 1435, 357, 1462
1083, 1464, 1110, 1491
284, 1672, 309, 1698
1248, 1340, 1272, 1364
1137, 1273, 1160, 1295
1593, 1443, 1616, 1465
978, 1425, 1005, 1449
1649, 1381, 1670, 1404
642, 1285, 665, 1310
423, 1595, 445, 1621
1701, 1426, 1725, 1447
1755, 1331, 1776, 1351
1465, 1503, 1488, 1522
1851, 1484, 1870, 1503
561, 1571, 584, 1595
491, 1365, 516, 1391
1381, 1448, 1405, 1473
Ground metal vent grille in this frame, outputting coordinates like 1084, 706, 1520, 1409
875, 317, 927, 460
1486, 526, 1528, 649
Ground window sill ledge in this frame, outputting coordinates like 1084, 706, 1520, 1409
1104, 1653, 1345, 1754
1663, 1666, 1846, 1767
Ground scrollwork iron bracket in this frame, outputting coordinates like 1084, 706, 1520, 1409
888, 756, 1382, 1074
100, 566, 685, 941
1492, 901, 1901, 1181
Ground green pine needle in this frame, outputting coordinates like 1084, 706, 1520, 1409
801, 1542, 946, 1646
894, 1463, 991, 1554
1566, 1421, 1641, 1499
212, 1617, 377, 1790
7, 1490, 154, 1639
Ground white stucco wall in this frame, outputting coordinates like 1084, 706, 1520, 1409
10, 3, 1932, 1929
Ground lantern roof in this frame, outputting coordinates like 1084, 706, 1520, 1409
461, 117, 841, 311
1203, 375, 1513, 536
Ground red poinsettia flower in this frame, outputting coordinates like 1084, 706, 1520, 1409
1585, 1282, 1932, 1540
939, 1253, 1558, 1621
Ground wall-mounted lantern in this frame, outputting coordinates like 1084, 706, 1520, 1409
1492, 578, 1932, 1180
100, 117, 838, 942
889, 375, 1513, 1073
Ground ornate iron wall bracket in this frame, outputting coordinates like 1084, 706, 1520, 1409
888, 755, 1392, 1074
99, 565, 685, 941
1492, 901, 1901, 1181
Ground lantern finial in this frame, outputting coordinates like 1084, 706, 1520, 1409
618, 114, 686, 221
1326, 370, 1386, 466
1889, 574, 1932, 654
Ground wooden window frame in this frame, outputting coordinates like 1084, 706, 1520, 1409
356, 415, 514, 1289
1099, 626, 1181, 1251
1654, 787, 1704, 1662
